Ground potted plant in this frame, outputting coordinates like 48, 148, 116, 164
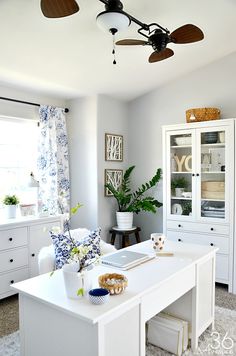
171, 177, 188, 197
3, 195, 20, 219
182, 201, 192, 216
105, 166, 162, 229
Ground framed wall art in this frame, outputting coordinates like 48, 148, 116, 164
105, 169, 123, 197
105, 133, 123, 161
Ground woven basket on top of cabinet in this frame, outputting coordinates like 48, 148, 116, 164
186, 108, 220, 123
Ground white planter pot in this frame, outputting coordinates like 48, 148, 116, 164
175, 188, 185, 198
116, 212, 133, 230
5, 205, 17, 219
62, 263, 92, 299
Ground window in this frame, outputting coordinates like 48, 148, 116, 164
0, 117, 39, 211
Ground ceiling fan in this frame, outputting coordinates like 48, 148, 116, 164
116, 24, 204, 63
40, 0, 204, 64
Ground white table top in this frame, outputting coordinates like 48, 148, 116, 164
12, 240, 217, 324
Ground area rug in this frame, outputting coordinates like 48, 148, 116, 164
0, 306, 235, 356
0, 331, 20, 356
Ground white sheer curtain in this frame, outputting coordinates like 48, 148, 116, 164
37, 106, 70, 215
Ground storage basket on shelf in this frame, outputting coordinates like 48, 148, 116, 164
186, 108, 220, 123
202, 181, 225, 192
201, 181, 225, 200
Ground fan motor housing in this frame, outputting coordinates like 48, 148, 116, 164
149, 30, 170, 52
105, 0, 124, 11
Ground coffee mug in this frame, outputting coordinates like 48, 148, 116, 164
150, 233, 166, 252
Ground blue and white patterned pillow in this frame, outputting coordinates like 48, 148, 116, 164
50, 228, 101, 269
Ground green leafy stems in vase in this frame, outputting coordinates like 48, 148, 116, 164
58, 196, 83, 249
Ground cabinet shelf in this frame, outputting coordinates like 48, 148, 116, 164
201, 198, 225, 202
171, 171, 192, 174
201, 171, 225, 174
171, 197, 192, 200
171, 145, 191, 148
201, 143, 225, 148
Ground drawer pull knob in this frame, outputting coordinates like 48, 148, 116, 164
178, 224, 182, 228
178, 238, 182, 242
9, 238, 13, 241
210, 243, 214, 246
10, 280, 14, 284
211, 228, 214, 231
196, 173, 200, 177
10, 259, 14, 263
32, 253, 35, 257
192, 174, 195, 177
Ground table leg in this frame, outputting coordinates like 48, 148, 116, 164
140, 304, 146, 356
209, 320, 215, 331
135, 230, 141, 244
122, 234, 126, 248
191, 286, 199, 351
110, 232, 116, 245
125, 233, 130, 247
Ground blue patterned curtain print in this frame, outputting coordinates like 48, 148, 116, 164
38, 106, 70, 215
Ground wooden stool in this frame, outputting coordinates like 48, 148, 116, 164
109, 227, 141, 249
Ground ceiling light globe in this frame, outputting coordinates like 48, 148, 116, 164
96, 11, 130, 33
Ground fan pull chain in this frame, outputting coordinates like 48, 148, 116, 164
112, 34, 117, 65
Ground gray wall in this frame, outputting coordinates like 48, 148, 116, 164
66, 96, 99, 230
128, 51, 236, 239
67, 95, 129, 241
97, 95, 129, 242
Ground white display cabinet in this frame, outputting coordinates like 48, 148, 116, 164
162, 119, 234, 292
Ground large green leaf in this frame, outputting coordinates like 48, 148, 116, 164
104, 166, 162, 214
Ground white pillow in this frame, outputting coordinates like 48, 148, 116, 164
38, 245, 55, 274
100, 240, 116, 255
69, 228, 91, 241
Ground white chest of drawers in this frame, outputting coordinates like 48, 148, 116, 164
0, 216, 61, 299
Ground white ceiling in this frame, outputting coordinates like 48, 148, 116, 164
0, 0, 235, 101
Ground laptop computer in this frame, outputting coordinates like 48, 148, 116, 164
101, 250, 154, 270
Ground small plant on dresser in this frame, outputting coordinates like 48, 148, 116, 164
3, 195, 20, 219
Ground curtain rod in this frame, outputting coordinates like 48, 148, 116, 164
0, 96, 69, 113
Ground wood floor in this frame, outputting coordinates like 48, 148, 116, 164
0, 284, 236, 338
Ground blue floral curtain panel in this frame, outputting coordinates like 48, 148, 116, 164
38, 106, 70, 215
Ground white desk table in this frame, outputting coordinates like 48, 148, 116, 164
12, 240, 217, 356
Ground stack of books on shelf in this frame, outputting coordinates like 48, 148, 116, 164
201, 205, 225, 218
147, 312, 189, 356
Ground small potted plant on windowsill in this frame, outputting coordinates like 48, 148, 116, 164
3, 195, 20, 219
171, 177, 188, 198
105, 166, 162, 230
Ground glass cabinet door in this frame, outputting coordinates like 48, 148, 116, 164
197, 127, 228, 221
166, 130, 196, 220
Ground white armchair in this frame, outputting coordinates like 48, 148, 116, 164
38, 228, 116, 274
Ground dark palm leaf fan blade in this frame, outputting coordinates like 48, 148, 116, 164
41, 0, 79, 18
116, 39, 148, 46
170, 24, 204, 44
149, 48, 174, 63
